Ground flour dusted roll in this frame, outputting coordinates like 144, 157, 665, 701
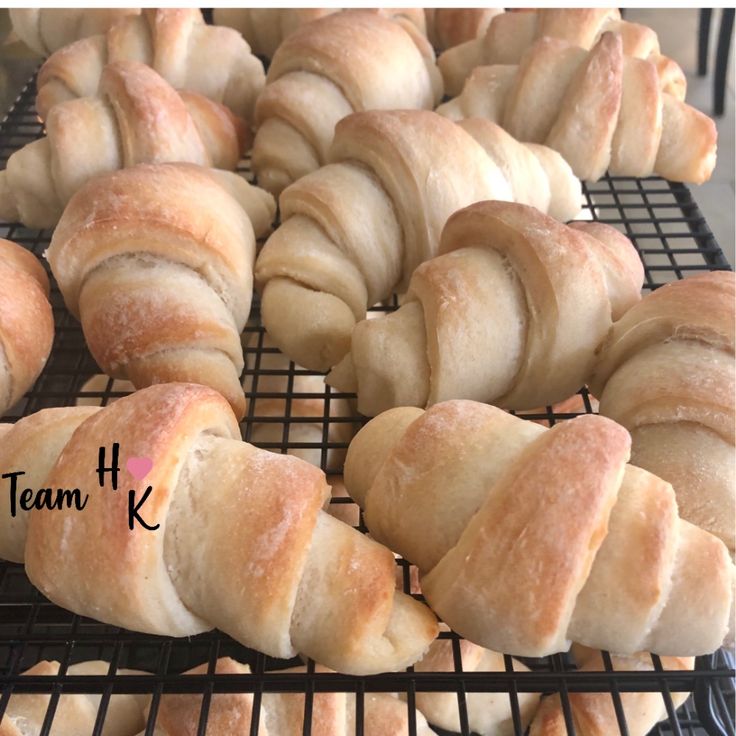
251, 10, 442, 195
345, 400, 734, 657
255, 110, 581, 374
328, 200, 643, 416
438, 8, 685, 98
0, 239, 54, 417
9, 8, 140, 56
0, 61, 248, 230
438, 32, 716, 183
35, 9, 265, 123
46, 163, 275, 418
0, 384, 437, 675
590, 271, 735, 552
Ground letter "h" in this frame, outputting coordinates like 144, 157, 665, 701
97, 444, 120, 489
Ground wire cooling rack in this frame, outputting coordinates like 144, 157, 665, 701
0, 75, 734, 736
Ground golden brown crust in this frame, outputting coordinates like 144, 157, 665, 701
25, 383, 240, 635
13, 384, 435, 675
345, 399, 734, 657
46, 162, 273, 418
98, 60, 208, 167
423, 413, 629, 655
154, 658, 255, 735
0, 239, 54, 415
529, 650, 693, 736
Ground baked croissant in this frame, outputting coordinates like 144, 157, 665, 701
46, 163, 276, 419
529, 646, 693, 736
590, 271, 735, 553
0, 660, 147, 736
328, 200, 644, 416
251, 10, 442, 195
424, 8, 504, 51
213, 8, 426, 59
144, 658, 434, 735
0, 383, 438, 675
412, 635, 540, 735
9, 8, 140, 56
345, 400, 734, 657
35, 9, 265, 123
438, 32, 717, 183
0, 61, 248, 230
438, 8, 686, 98
0, 239, 54, 417
255, 110, 581, 373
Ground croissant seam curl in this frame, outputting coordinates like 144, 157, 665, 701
327, 200, 645, 416
254, 110, 582, 374
0, 239, 54, 417
250, 10, 443, 195
438, 8, 686, 99
590, 271, 735, 554
438, 32, 717, 183
0, 61, 249, 230
46, 163, 276, 419
345, 400, 734, 657
0, 383, 438, 675
35, 9, 265, 124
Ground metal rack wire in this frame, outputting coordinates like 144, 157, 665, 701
0, 76, 734, 736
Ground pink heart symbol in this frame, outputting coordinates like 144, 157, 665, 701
126, 456, 153, 481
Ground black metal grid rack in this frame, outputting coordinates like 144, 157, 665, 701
0, 75, 734, 736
